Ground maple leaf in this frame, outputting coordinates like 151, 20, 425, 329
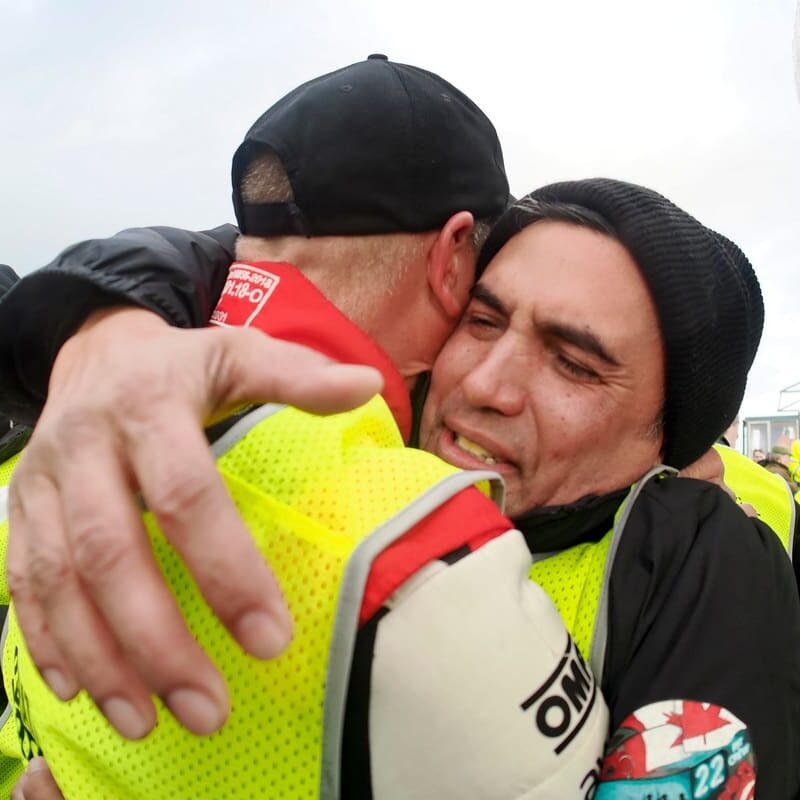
664, 701, 730, 747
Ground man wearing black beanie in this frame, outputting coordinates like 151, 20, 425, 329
419, 180, 797, 797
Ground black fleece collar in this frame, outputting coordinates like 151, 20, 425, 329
513, 488, 629, 554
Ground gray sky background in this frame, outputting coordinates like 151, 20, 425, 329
1, 0, 798, 423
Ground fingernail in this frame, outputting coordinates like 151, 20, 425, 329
26, 757, 48, 774
235, 609, 292, 659
42, 668, 76, 701
100, 697, 152, 740
165, 688, 227, 736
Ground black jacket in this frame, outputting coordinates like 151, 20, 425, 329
2, 227, 799, 797
519, 480, 800, 798
0, 226, 236, 423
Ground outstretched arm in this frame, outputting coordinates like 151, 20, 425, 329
8, 308, 383, 737
4, 228, 383, 738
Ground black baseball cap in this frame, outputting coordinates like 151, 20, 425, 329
232, 54, 509, 237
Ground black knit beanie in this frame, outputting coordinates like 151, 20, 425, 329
476, 178, 763, 471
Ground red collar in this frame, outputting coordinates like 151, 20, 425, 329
209, 261, 412, 441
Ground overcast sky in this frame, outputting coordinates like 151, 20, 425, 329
1, 0, 798, 423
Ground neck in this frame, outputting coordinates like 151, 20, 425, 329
237, 235, 384, 331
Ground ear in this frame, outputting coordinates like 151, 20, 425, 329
426, 211, 476, 319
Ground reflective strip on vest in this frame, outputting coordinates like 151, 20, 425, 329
321, 469, 503, 800
589, 466, 677, 683
532, 454, 796, 693
0, 451, 21, 531
0, 452, 23, 605
530, 466, 676, 686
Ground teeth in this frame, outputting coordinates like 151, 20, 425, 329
456, 434, 499, 465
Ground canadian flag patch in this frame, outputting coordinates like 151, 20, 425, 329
595, 700, 756, 799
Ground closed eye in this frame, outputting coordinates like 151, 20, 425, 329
465, 312, 498, 328
462, 310, 504, 340
555, 353, 600, 381
541, 322, 619, 367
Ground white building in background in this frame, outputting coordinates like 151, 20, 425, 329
742, 414, 800, 460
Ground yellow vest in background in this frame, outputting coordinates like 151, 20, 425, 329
0, 398, 495, 800
714, 444, 795, 555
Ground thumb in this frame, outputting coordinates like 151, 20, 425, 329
202, 326, 384, 419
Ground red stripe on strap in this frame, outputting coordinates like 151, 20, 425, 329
359, 487, 511, 625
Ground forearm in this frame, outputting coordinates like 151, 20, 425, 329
0, 225, 237, 423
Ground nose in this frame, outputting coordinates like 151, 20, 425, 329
460, 335, 526, 417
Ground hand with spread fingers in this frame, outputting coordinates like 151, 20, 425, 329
5, 306, 383, 738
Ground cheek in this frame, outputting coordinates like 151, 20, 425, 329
428, 333, 482, 397
530, 381, 607, 444
421, 336, 474, 436
522, 369, 664, 503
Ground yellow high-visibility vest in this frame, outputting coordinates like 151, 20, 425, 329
714, 444, 795, 554
0, 398, 497, 800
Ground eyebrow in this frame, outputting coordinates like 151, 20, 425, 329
541, 321, 621, 367
471, 283, 620, 367
470, 283, 508, 316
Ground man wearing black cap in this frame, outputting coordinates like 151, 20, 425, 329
3, 66, 800, 799
0, 59, 610, 800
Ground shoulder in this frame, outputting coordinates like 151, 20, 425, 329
605, 473, 800, 706
366, 526, 609, 800
621, 475, 788, 575
604, 475, 800, 799
609, 476, 795, 651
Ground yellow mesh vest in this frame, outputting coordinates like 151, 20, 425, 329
528, 468, 672, 675
0, 451, 20, 603
0, 452, 25, 798
714, 444, 795, 554
528, 519, 616, 665
0, 397, 492, 800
